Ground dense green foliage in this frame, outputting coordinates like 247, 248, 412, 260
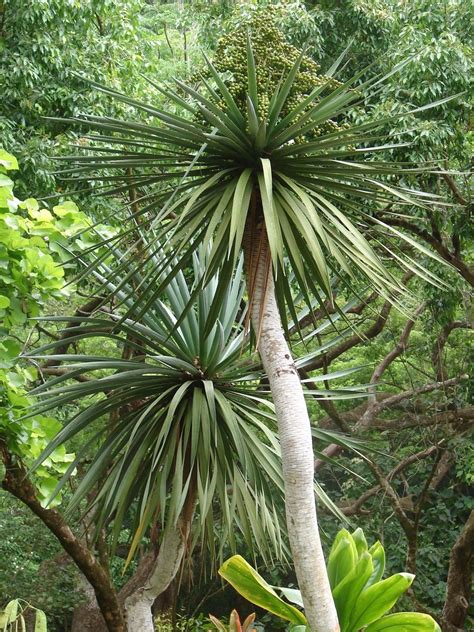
0, 2, 472, 631
0, 153, 84, 505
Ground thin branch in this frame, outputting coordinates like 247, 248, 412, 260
300, 272, 414, 373
302, 300, 393, 372
442, 173, 468, 206
43, 296, 104, 368
367, 459, 415, 538
413, 449, 442, 532
36, 325, 61, 340
432, 321, 473, 382
95, 12, 105, 36
429, 450, 456, 490
378, 215, 474, 287
371, 406, 474, 430
41, 367, 93, 382
163, 22, 173, 55
0, 441, 125, 632
289, 291, 378, 336
358, 304, 424, 430
339, 446, 438, 516
378, 374, 468, 412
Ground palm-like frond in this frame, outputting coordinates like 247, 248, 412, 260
51, 39, 453, 330
26, 249, 364, 562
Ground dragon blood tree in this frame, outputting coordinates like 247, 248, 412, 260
40, 7, 451, 631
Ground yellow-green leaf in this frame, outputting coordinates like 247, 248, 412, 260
364, 612, 441, 632
219, 556, 307, 625
349, 573, 415, 632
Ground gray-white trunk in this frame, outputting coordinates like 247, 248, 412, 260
247, 237, 340, 632
123, 521, 187, 632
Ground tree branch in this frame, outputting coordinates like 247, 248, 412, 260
378, 215, 474, 287
0, 442, 125, 632
289, 291, 378, 336
442, 173, 468, 206
302, 300, 393, 372
432, 321, 473, 382
43, 297, 104, 368
339, 446, 438, 516
441, 510, 474, 632
377, 375, 468, 413
366, 459, 416, 538
371, 406, 474, 430
358, 304, 424, 430
41, 367, 93, 382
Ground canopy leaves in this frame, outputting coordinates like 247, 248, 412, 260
52, 12, 452, 332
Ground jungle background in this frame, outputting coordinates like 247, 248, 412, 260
0, 0, 472, 630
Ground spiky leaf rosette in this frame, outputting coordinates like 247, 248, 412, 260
25, 248, 364, 562
51, 12, 452, 333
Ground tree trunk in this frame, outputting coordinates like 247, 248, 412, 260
243, 216, 339, 632
441, 510, 474, 632
124, 501, 194, 632
71, 574, 109, 632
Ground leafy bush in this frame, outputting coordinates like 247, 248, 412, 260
0, 150, 85, 503
154, 612, 209, 631
218, 528, 441, 631
0, 148, 98, 328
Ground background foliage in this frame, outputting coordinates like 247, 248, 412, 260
0, 1, 472, 630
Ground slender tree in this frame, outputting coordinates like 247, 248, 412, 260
28, 245, 360, 631
41, 9, 452, 630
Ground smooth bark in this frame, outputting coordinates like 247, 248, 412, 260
123, 499, 194, 632
244, 218, 339, 632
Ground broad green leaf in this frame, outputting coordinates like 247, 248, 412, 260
327, 529, 358, 589
0, 149, 18, 170
0, 174, 13, 187
348, 573, 415, 632
276, 587, 304, 608
333, 552, 374, 631
219, 556, 307, 625
351, 527, 368, 556
364, 612, 442, 632
34, 610, 47, 632
2, 600, 19, 627
367, 541, 386, 587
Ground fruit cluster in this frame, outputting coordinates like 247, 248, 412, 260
196, 7, 344, 141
